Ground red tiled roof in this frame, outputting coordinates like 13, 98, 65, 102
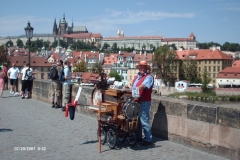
63, 33, 102, 38
72, 72, 99, 83
8, 56, 52, 67
162, 38, 195, 42
216, 67, 240, 78
133, 53, 153, 62
176, 49, 233, 60
103, 54, 118, 65
232, 60, 240, 67
103, 36, 163, 41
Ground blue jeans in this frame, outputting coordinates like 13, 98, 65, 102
136, 101, 152, 142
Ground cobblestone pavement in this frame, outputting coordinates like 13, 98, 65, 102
0, 91, 229, 160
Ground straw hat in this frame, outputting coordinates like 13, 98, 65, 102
135, 61, 151, 70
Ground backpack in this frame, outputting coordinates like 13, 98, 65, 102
59, 68, 65, 82
49, 66, 59, 80
25, 67, 32, 80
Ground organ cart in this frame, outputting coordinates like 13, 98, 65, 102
89, 72, 141, 152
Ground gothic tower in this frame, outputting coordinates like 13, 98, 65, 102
60, 14, 67, 35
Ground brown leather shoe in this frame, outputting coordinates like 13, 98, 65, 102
142, 141, 152, 146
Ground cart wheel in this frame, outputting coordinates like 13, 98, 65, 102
97, 127, 106, 145
117, 136, 126, 142
127, 133, 136, 146
107, 128, 117, 149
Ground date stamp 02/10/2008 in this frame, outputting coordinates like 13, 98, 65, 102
14, 147, 46, 151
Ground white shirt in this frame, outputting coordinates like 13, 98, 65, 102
21, 67, 33, 80
8, 67, 20, 79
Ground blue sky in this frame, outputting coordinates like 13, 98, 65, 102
0, 0, 239, 45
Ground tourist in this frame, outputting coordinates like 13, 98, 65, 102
7, 63, 20, 94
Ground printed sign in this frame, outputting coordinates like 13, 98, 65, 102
132, 87, 140, 98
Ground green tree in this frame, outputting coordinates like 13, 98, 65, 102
154, 45, 177, 85
181, 56, 198, 82
0, 45, 10, 66
91, 62, 104, 74
201, 68, 211, 93
112, 42, 118, 53
43, 40, 51, 49
169, 44, 177, 50
51, 39, 68, 49
16, 39, 24, 48
102, 43, 110, 50
109, 70, 122, 82
73, 61, 88, 72
5, 40, 13, 47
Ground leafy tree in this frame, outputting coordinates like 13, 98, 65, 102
142, 44, 146, 50
111, 42, 118, 53
0, 45, 10, 66
222, 42, 230, 51
180, 46, 185, 50
109, 70, 122, 82
5, 40, 13, 47
193, 77, 202, 83
71, 40, 97, 51
16, 39, 24, 48
43, 40, 51, 49
102, 43, 110, 50
73, 61, 88, 72
150, 44, 154, 50
51, 39, 68, 49
153, 45, 177, 85
201, 68, 211, 93
169, 44, 177, 50
181, 56, 198, 82
90, 61, 104, 74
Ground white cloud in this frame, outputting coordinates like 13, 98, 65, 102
103, 9, 195, 24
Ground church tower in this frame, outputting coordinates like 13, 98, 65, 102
53, 18, 58, 35
60, 14, 67, 35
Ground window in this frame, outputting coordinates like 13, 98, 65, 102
218, 66, 220, 71
209, 67, 211, 72
205, 60, 207, 64
213, 80, 215, 83
41, 73, 44, 79
214, 61, 216, 64
213, 73, 215, 78
41, 67, 44, 72
209, 60, 211, 64
213, 66, 216, 72
199, 67, 201, 72
218, 60, 220, 64
130, 76, 132, 80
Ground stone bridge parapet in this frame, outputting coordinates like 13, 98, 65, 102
31, 80, 239, 160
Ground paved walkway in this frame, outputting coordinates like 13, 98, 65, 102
0, 90, 229, 160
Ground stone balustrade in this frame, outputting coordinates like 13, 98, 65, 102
30, 80, 239, 160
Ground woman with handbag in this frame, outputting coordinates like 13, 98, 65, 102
0, 66, 6, 98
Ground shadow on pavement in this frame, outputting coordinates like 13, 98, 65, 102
0, 128, 13, 132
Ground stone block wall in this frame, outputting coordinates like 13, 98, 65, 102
151, 97, 240, 160
31, 80, 239, 160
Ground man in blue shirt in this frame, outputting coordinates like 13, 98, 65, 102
132, 61, 154, 146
